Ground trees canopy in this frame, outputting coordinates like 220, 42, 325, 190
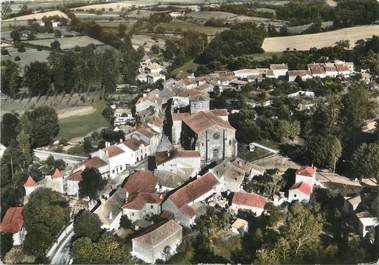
79, 168, 107, 200
352, 142, 379, 181
0, 232, 13, 258
1, 113, 20, 147
23, 188, 70, 257
23, 61, 51, 96
74, 210, 103, 241
307, 135, 342, 170
1, 60, 20, 98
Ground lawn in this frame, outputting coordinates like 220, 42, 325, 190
238, 143, 272, 162
58, 101, 109, 140
171, 59, 199, 75
158, 20, 224, 35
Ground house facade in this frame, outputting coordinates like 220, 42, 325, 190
122, 192, 162, 222
0, 207, 26, 246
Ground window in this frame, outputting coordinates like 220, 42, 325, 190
229, 140, 232, 145
151, 205, 154, 209
213, 132, 220, 140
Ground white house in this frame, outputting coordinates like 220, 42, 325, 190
288, 182, 312, 203
23, 176, 37, 197
295, 166, 317, 187
132, 220, 183, 263
231, 218, 249, 235
91, 143, 128, 178
308, 63, 327, 78
122, 192, 163, 222
45, 168, 65, 194
154, 150, 201, 174
230, 192, 266, 216
0, 207, 26, 246
135, 94, 162, 114
288, 70, 312, 82
270, 64, 288, 78
119, 138, 149, 166
356, 211, 379, 237
287, 91, 315, 98
125, 125, 162, 155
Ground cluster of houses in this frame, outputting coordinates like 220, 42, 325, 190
136, 59, 166, 85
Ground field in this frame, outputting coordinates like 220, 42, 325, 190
23, 36, 104, 49
58, 101, 109, 140
3, 10, 68, 22
158, 20, 225, 35
262, 25, 379, 52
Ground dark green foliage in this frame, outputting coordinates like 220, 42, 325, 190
1, 60, 20, 98
0, 232, 13, 258
334, 0, 379, 27
23, 62, 50, 96
23, 188, 70, 256
1, 113, 20, 146
119, 215, 134, 230
352, 142, 379, 180
79, 168, 106, 200
74, 210, 102, 241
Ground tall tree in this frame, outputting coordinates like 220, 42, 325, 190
23, 188, 70, 257
0, 113, 19, 146
307, 135, 342, 170
352, 142, 379, 181
79, 168, 106, 200
0, 232, 13, 258
24, 62, 51, 96
1, 61, 20, 98
74, 210, 103, 241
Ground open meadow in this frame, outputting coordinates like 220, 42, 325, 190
262, 25, 379, 52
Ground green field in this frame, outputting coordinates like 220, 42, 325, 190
171, 59, 199, 75
158, 20, 224, 35
58, 101, 109, 140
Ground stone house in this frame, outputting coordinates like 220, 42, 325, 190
132, 220, 183, 263
230, 192, 266, 216
181, 111, 237, 166
122, 192, 163, 222
0, 207, 26, 246
162, 171, 220, 227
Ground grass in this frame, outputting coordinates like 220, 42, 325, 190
158, 20, 223, 35
251, 52, 282, 61
238, 143, 272, 162
171, 59, 199, 75
58, 100, 109, 140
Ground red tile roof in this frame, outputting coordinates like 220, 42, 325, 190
288, 70, 311, 77
183, 111, 235, 134
168, 171, 218, 214
232, 192, 266, 209
123, 170, 157, 195
52, 168, 62, 178
123, 138, 146, 151
84, 157, 107, 169
24, 176, 36, 187
102, 145, 124, 157
296, 166, 316, 177
290, 182, 312, 195
155, 150, 200, 166
137, 95, 161, 104
0, 207, 24, 233
175, 88, 202, 97
308, 64, 325, 75
209, 109, 228, 117
270, 63, 288, 70
335, 64, 349, 72
67, 170, 83, 181
122, 192, 162, 210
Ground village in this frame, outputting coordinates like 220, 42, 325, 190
0, 0, 379, 264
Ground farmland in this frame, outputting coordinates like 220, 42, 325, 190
262, 25, 379, 52
158, 20, 225, 35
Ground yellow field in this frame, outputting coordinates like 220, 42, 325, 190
262, 25, 379, 52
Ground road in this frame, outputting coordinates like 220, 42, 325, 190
49, 225, 74, 265
33, 149, 87, 166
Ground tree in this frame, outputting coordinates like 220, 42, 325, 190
79, 168, 106, 200
98, 49, 120, 93
10, 30, 20, 41
72, 234, 132, 264
307, 135, 342, 170
1, 60, 20, 97
1, 113, 19, 146
26, 106, 59, 148
119, 215, 134, 230
54, 29, 62, 38
352, 142, 379, 180
23, 188, 70, 256
23, 62, 50, 96
74, 210, 102, 241
0, 232, 13, 258
256, 203, 324, 264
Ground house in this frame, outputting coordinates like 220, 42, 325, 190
288, 182, 312, 203
24, 176, 37, 197
131, 220, 183, 263
355, 211, 379, 237
0, 207, 26, 246
135, 94, 162, 114
126, 125, 162, 155
307, 63, 326, 78
120, 138, 149, 166
287, 91, 315, 98
335, 63, 351, 76
154, 150, 201, 174
211, 160, 246, 192
45, 168, 64, 194
190, 94, 210, 114
66, 170, 83, 197
162, 171, 220, 227
270, 64, 288, 78
123, 170, 158, 199
171, 113, 190, 145
155, 169, 193, 192
122, 192, 163, 222
323, 64, 338, 78
231, 218, 248, 235
91, 143, 128, 178
230, 192, 266, 216
181, 111, 237, 166
288, 70, 311, 82
94, 188, 125, 231
295, 166, 316, 186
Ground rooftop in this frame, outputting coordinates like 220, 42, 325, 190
232, 192, 266, 209
296, 166, 316, 177
183, 111, 235, 134
24, 176, 36, 187
0, 207, 24, 234
123, 192, 162, 210
133, 220, 182, 246
123, 170, 157, 195
290, 182, 312, 195
102, 145, 124, 158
